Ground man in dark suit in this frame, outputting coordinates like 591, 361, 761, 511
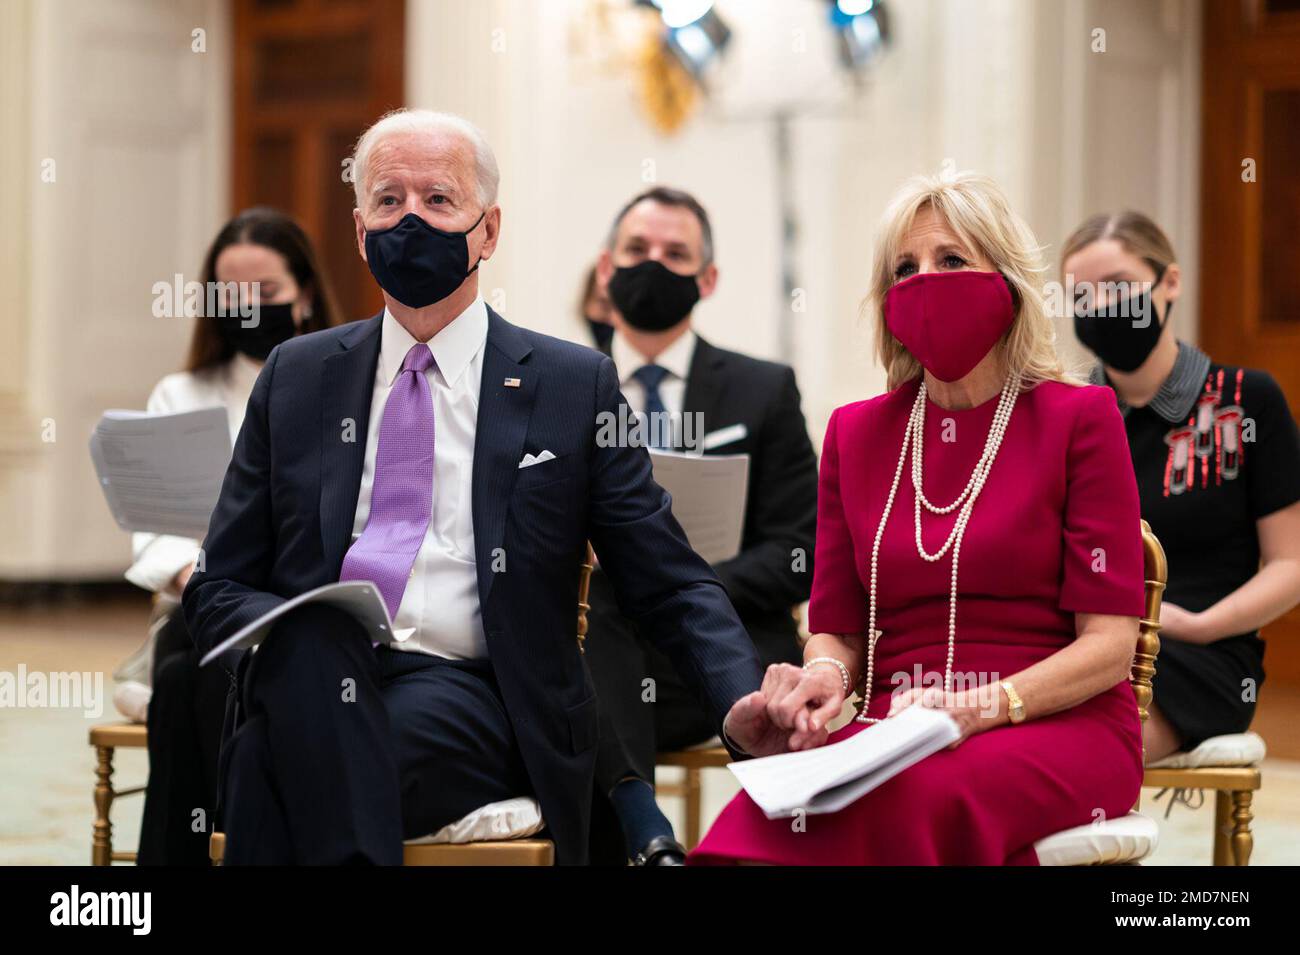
183, 111, 765, 865
583, 187, 818, 865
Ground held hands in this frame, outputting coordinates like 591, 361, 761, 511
723, 663, 846, 757
886, 684, 1005, 747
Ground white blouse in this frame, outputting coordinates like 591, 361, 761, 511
124, 354, 263, 597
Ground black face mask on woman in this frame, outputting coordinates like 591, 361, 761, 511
219, 301, 297, 361
364, 211, 485, 308
607, 259, 701, 332
586, 317, 615, 352
1073, 278, 1170, 373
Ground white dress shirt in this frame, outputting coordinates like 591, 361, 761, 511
350, 299, 489, 660
125, 354, 263, 596
611, 328, 698, 416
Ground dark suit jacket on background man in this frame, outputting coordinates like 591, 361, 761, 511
584, 332, 818, 805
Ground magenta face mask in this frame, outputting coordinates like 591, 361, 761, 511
883, 271, 1016, 382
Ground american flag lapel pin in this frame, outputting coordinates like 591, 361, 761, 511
504, 377, 522, 388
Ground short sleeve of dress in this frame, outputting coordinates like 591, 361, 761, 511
1058, 386, 1145, 617
1242, 370, 1300, 520
807, 406, 870, 635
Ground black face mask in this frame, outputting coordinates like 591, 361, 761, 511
364, 211, 484, 308
219, 302, 297, 361
607, 260, 701, 332
586, 317, 615, 352
1073, 280, 1170, 373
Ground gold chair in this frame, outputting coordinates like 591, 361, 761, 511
88, 722, 149, 865
656, 744, 730, 851
1033, 519, 1166, 865
211, 543, 596, 866
1138, 540, 1261, 868
1142, 763, 1260, 865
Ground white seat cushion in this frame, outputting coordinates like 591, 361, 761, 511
112, 681, 151, 724
404, 797, 544, 846
1034, 811, 1159, 866
1146, 732, 1265, 769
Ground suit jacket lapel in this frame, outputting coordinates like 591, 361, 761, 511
319, 313, 383, 575
681, 335, 727, 453
472, 307, 537, 607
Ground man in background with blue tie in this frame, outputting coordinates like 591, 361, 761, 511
585, 187, 819, 865
183, 112, 767, 865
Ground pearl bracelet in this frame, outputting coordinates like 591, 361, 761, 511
804, 657, 851, 695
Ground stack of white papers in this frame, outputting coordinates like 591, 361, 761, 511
649, 450, 749, 564
199, 581, 415, 666
89, 407, 232, 539
727, 705, 961, 818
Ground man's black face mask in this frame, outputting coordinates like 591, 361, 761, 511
364, 211, 485, 309
607, 259, 702, 333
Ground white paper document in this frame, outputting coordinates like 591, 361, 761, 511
649, 449, 749, 564
727, 705, 961, 819
89, 407, 232, 539
199, 581, 414, 666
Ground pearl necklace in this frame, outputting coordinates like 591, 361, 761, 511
854, 375, 1021, 723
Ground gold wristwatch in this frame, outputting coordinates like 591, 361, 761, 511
999, 680, 1026, 724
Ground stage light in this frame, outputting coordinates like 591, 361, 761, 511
634, 0, 732, 82
651, 0, 715, 29
666, 13, 730, 79
829, 0, 890, 71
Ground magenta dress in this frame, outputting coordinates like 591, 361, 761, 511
689, 378, 1146, 865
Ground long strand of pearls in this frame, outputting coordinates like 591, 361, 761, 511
854, 374, 1021, 723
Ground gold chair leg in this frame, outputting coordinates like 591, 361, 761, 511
684, 767, 702, 851
1213, 791, 1231, 865
92, 745, 115, 866
1229, 790, 1254, 866
1213, 790, 1255, 866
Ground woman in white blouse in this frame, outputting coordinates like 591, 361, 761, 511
125, 207, 343, 865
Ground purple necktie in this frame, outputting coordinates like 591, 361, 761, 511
339, 343, 436, 622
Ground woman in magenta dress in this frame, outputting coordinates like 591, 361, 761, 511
697, 172, 1147, 865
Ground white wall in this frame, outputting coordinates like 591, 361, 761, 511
0, 0, 231, 578
0, 0, 1201, 579
406, 0, 1203, 441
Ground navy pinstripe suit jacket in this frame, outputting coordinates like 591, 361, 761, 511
183, 306, 762, 864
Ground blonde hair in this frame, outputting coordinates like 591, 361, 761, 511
1059, 210, 1177, 280
867, 171, 1072, 391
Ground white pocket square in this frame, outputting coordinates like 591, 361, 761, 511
518, 449, 557, 469
701, 423, 748, 451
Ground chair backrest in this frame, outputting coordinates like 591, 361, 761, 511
1131, 520, 1167, 746
576, 542, 595, 654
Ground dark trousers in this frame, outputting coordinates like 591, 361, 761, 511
137, 611, 230, 866
583, 571, 800, 794
219, 603, 531, 865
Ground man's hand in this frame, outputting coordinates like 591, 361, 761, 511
723, 662, 846, 756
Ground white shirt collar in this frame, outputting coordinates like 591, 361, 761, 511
379, 297, 487, 388
612, 328, 698, 386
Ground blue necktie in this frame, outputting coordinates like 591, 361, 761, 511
632, 364, 670, 449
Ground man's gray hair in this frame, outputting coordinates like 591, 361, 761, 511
350, 108, 500, 209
